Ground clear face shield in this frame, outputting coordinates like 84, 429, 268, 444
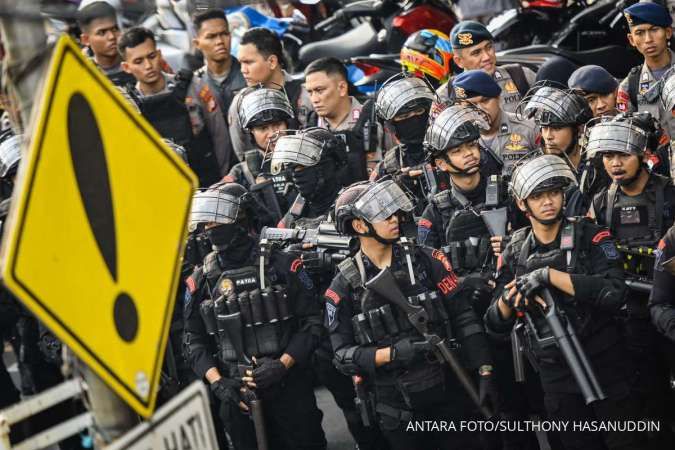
518, 85, 589, 126
584, 119, 648, 159
0, 134, 22, 178
353, 179, 414, 224
375, 75, 437, 121
509, 154, 577, 201
268, 131, 325, 175
189, 189, 242, 232
425, 104, 490, 153
238, 87, 294, 130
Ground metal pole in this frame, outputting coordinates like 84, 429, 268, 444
0, 2, 139, 446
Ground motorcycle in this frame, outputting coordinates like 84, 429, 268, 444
298, 0, 457, 69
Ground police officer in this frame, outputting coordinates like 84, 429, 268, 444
650, 224, 675, 359
305, 57, 372, 183
268, 128, 389, 450
76, 2, 135, 87
272, 127, 347, 228
228, 27, 314, 161
370, 75, 438, 217
183, 182, 326, 450
225, 86, 298, 217
586, 114, 675, 449
327, 179, 497, 450
618, 2, 675, 137
437, 21, 536, 113
192, 9, 246, 118
485, 154, 647, 450
568, 65, 619, 118
420, 106, 542, 450
520, 84, 603, 216
119, 27, 232, 187
453, 70, 539, 177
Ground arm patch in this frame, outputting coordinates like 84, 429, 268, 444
591, 230, 611, 244
432, 249, 453, 272
325, 288, 341, 305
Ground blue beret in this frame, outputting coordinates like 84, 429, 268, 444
568, 65, 618, 95
452, 70, 501, 99
624, 2, 672, 28
450, 21, 493, 50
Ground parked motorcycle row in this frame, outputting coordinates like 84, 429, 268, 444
44, 0, 666, 98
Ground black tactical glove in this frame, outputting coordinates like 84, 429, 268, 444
210, 377, 241, 404
462, 273, 494, 305
390, 337, 429, 367
515, 267, 549, 300
479, 373, 499, 416
252, 357, 287, 389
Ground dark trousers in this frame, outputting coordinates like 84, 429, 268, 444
313, 350, 389, 450
543, 383, 647, 450
221, 365, 327, 450
376, 374, 483, 450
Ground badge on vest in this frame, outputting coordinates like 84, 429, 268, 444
505, 133, 526, 151
504, 80, 518, 94
619, 206, 641, 225
639, 82, 650, 95
500, 123, 508, 133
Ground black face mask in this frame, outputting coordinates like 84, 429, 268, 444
292, 161, 338, 204
392, 111, 430, 146
206, 223, 248, 252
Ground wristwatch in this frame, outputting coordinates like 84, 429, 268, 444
479, 364, 494, 376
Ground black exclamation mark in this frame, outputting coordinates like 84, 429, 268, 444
67, 93, 138, 343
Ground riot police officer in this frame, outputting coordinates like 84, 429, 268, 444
520, 84, 604, 216
420, 105, 542, 450
183, 182, 326, 450
225, 86, 297, 219
650, 224, 675, 360
327, 179, 497, 450
371, 74, 441, 217
587, 113, 675, 449
268, 128, 388, 450
271, 127, 347, 228
119, 27, 232, 187
618, 2, 675, 138
485, 154, 646, 450
452, 69, 539, 178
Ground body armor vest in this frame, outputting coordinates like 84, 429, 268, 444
433, 187, 492, 274
200, 252, 293, 363
132, 70, 219, 187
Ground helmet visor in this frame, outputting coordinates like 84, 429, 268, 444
585, 121, 648, 158
190, 190, 241, 230
354, 180, 414, 223
270, 133, 324, 174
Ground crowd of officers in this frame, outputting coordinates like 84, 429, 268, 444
5, 1, 675, 450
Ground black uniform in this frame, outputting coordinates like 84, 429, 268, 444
485, 217, 646, 450
650, 224, 675, 353
326, 244, 493, 450
183, 236, 326, 450
592, 173, 675, 449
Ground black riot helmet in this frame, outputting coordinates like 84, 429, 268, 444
270, 127, 347, 206
238, 85, 296, 130
518, 82, 593, 128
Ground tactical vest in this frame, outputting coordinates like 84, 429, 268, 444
604, 176, 668, 280
200, 250, 293, 363
432, 186, 492, 274
132, 70, 220, 187
107, 70, 136, 88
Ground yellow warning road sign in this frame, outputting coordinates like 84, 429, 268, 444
1, 35, 197, 417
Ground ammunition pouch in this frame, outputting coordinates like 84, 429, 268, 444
442, 236, 491, 273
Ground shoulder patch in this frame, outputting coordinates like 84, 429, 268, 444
290, 258, 303, 273
185, 275, 197, 294
592, 230, 611, 244
325, 288, 341, 305
432, 249, 453, 272
199, 85, 217, 112
325, 302, 338, 328
437, 274, 458, 295
599, 241, 620, 260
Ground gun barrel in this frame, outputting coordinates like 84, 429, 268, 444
511, 324, 526, 383
540, 290, 605, 404
625, 279, 652, 293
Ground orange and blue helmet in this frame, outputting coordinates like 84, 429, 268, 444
400, 29, 453, 87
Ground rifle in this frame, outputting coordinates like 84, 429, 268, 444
251, 179, 283, 224
514, 288, 606, 405
365, 268, 492, 418
220, 312, 268, 450
353, 375, 375, 428
260, 222, 357, 271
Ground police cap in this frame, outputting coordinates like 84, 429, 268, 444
624, 2, 672, 28
568, 65, 618, 95
450, 21, 493, 50
452, 70, 501, 99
